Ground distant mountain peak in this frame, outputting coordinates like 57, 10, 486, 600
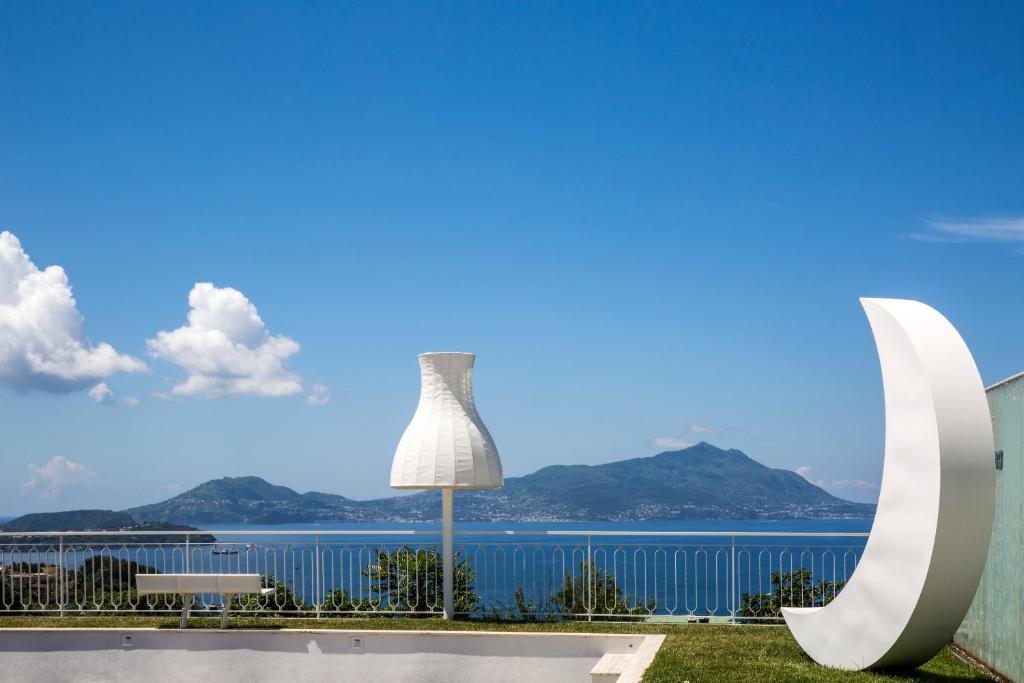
0, 509, 135, 532
124, 442, 874, 525
660, 441, 709, 453
187, 475, 303, 502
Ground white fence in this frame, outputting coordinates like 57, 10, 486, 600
0, 530, 868, 622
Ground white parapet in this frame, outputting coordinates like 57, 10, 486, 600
0, 630, 664, 683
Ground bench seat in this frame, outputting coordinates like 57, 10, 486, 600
136, 573, 274, 628
136, 573, 269, 596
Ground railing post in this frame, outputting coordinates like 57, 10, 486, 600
58, 534, 65, 618
730, 535, 737, 625
185, 534, 190, 573
586, 535, 592, 622
315, 533, 321, 620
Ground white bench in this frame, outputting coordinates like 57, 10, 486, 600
136, 574, 275, 629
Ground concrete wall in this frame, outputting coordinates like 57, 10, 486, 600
954, 374, 1024, 681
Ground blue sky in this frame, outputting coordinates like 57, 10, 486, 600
1, 2, 1022, 513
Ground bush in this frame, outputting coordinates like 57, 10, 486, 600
740, 569, 844, 621
79, 557, 149, 592
501, 560, 654, 621
364, 545, 479, 616
553, 560, 655, 619
231, 576, 305, 614
0, 557, 191, 614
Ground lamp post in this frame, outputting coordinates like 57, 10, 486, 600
390, 352, 503, 619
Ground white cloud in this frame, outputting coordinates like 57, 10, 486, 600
147, 283, 303, 398
652, 423, 716, 450
910, 216, 1024, 243
825, 478, 878, 491
21, 455, 98, 498
88, 382, 115, 405
0, 231, 146, 392
653, 437, 695, 450
795, 465, 877, 493
305, 382, 331, 406
122, 396, 140, 407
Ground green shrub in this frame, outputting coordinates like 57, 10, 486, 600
739, 569, 844, 621
231, 576, 306, 614
364, 546, 479, 616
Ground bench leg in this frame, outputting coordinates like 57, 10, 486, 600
180, 594, 193, 629
221, 594, 233, 630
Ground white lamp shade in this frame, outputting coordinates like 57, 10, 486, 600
390, 352, 503, 489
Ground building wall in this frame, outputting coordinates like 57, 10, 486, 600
954, 374, 1024, 681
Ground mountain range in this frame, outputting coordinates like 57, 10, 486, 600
124, 442, 874, 524
0, 510, 215, 543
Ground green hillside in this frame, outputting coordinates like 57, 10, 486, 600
125, 443, 874, 524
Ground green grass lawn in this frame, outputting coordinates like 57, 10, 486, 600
0, 617, 989, 682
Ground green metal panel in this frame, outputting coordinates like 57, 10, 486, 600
954, 374, 1024, 681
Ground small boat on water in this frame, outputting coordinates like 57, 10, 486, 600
211, 546, 239, 555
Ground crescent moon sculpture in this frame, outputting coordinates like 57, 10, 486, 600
783, 298, 996, 670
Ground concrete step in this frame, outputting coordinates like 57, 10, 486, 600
590, 652, 633, 682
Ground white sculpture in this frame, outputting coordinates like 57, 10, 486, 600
783, 298, 996, 670
391, 352, 503, 619
391, 352, 503, 490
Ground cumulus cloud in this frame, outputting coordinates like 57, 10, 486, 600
825, 478, 878, 490
122, 396, 140, 407
795, 465, 877, 493
305, 382, 331, 406
0, 231, 146, 392
653, 423, 715, 450
147, 283, 303, 398
88, 382, 115, 405
653, 437, 695, 449
21, 455, 98, 498
910, 216, 1024, 243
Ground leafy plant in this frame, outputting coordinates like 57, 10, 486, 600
320, 588, 358, 612
0, 557, 191, 614
79, 557, 149, 593
364, 545, 479, 616
740, 569, 844, 621
231, 575, 305, 613
552, 560, 655, 619
498, 560, 654, 621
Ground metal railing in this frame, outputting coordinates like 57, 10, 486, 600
0, 529, 868, 622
